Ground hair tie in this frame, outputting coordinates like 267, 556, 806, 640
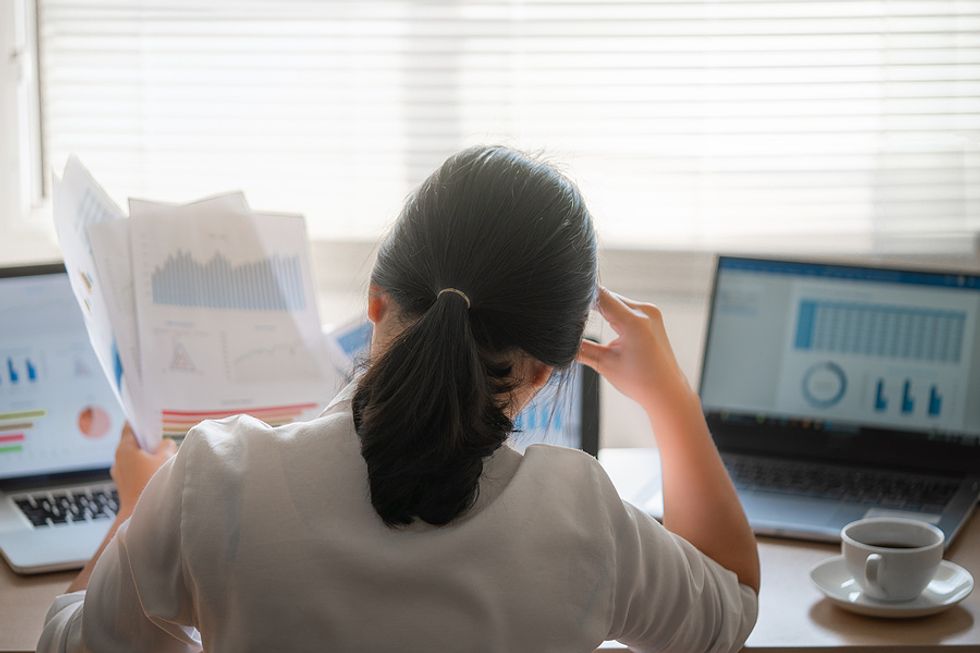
437, 287, 471, 309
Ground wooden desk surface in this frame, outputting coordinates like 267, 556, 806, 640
2, 510, 976, 652
0, 563, 73, 652
746, 513, 979, 652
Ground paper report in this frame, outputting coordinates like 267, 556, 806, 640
53, 157, 332, 450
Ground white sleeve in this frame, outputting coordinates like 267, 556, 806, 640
597, 464, 759, 653
36, 443, 202, 653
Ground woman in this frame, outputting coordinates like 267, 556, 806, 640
39, 146, 759, 652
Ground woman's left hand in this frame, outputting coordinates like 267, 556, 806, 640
111, 424, 178, 518
65, 425, 177, 593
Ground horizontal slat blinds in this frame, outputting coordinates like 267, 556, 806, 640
39, 0, 980, 246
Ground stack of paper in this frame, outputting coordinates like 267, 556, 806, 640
52, 157, 334, 450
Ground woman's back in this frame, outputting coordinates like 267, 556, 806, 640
64, 385, 754, 653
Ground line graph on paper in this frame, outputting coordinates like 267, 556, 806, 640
227, 340, 322, 383
151, 250, 306, 312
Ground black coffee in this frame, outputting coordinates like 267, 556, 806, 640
863, 541, 921, 549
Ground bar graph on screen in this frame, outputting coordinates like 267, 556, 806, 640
0, 409, 45, 455
794, 300, 965, 363
0, 351, 42, 386
777, 291, 975, 433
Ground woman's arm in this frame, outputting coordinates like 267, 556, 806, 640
578, 287, 760, 592
39, 427, 198, 653
66, 425, 176, 593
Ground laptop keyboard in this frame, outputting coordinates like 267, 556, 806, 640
11, 486, 119, 528
722, 454, 959, 513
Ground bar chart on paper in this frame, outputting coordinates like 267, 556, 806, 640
151, 250, 306, 312
159, 402, 320, 440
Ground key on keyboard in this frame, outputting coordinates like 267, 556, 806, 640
722, 455, 958, 513
13, 487, 119, 528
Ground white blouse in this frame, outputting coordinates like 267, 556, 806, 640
38, 385, 757, 652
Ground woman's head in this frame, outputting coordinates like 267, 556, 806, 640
352, 145, 598, 526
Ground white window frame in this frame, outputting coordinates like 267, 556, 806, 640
0, 0, 56, 264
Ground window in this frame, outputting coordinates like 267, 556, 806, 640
1, 0, 43, 229
37, 0, 980, 249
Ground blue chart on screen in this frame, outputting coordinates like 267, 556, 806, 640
515, 400, 565, 433
3, 356, 39, 385
795, 300, 965, 363
152, 251, 306, 311
802, 361, 847, 409
337, 323, 373, 358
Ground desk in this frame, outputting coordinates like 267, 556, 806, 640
595, 449, 980, 652
2, 480, 977, 652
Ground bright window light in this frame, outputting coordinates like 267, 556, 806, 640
38, 0, 980, 248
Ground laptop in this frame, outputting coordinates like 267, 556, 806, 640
692, 256, 980, 546
0, 263, 125, 574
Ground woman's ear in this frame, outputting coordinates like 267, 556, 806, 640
527, 360, 554, 391
367, 284, 388, 324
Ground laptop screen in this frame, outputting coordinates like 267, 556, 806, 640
509, 365, 587, 453
700, 257, 980, 445
0, 266, 123, 480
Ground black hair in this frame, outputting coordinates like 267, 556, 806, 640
352, 145, 598, 526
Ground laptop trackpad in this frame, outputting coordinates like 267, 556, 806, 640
740, 491, 840, 528
0, 521, 108, 574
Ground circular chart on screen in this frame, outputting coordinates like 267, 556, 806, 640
78, 405, 112, 438
802, 361, 848, 409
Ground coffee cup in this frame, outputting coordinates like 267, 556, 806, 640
841, 517, 944, 602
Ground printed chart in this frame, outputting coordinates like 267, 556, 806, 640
131, 206, 330, 445
161, 403, 319, 440
151, 251, 306, 312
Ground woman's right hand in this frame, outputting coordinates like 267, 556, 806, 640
580, 287, 761, 594
577, 287, 695, 415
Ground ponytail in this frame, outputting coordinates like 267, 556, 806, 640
352, 145, 598, 527
353, 292, 512, 526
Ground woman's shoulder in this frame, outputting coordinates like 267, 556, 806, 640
519, 443, 605, 477
506, 444, 624, 515
178, 408, 355, 475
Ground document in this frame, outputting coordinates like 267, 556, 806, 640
54, 158, 332, 449
51, 157, 142, 433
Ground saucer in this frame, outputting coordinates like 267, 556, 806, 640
810, 556, 974, 618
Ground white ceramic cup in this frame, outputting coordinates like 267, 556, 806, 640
841, 517, 944, 602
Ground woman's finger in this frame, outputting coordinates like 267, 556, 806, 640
577, 339, 612, 372
610, 290, 655, 312
118, 423, 139, 449
595, 287, 638, 334
157, 438, 178, 457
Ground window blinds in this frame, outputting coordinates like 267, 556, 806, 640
38, 0, 980, 247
